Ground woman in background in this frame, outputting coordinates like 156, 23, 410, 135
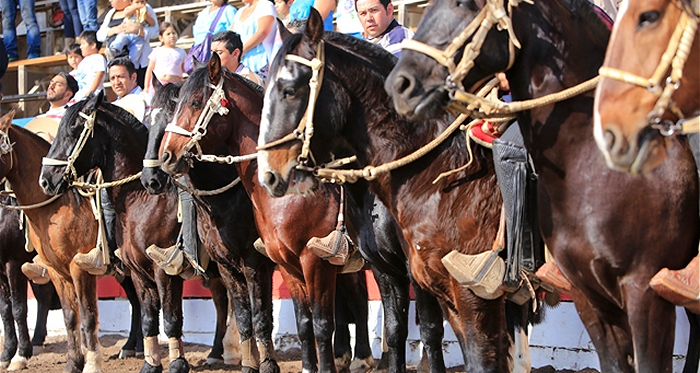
231, 0, 280, 80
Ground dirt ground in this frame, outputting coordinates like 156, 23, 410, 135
11, 334, 600, 373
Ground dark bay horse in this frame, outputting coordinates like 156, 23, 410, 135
0, 109, 110, 373
257, 12, 519, 372
594, 0, 699, 173
141, 79, 279, 373
158, 58, 447, 373
37, 95, 189, 373
384, 0, 700, 371
0, 192, 60, 370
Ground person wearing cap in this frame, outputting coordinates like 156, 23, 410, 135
39, 72, 80, 122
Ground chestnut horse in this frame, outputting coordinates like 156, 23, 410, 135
384, 0, 699, 370
141, 79, 279, 373
38, 94, 189, 373
256, 11, 520, 371
594, 0, 699, 173
0, 192, 60, 370
158, 57, 449, 373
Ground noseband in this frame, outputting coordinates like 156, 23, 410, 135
400, 0, 528, 93
41, 110, 96, 184
164, 76, 230, 158
598, 5, 699, 136
256, 41, 325, 169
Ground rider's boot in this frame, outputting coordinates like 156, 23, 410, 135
147, 188, 203, 279
22, 256, 51, 285
535, 262, 572, 293
651, 255, 700, 314
73, 190, 117, 276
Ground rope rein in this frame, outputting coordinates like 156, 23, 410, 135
142, 158, 245, 196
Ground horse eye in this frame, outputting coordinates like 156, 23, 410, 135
638, 11, 660, 27
283, 87, 296, 99
455, 0, 476, 10
191, 100, 202, 108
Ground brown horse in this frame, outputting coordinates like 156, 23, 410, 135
257, 11, 515, 372
384, 0, 699, 370
0, 109, 105, 373
594, 0, 699, 173
158, 56, 450, 373
0, 192, 60, 370
37, 94, 188, 373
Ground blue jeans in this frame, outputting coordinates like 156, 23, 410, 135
76, 0, 97, 31
58, 0, 81, 38
0, 0, 40, 59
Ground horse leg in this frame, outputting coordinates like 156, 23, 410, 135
281, 268, 318, 373
411, 280, 445, 373
6, 260, 32, 370
29, 281, 56, 354
215, 263, 254, 372
505, 301, 531, 373
118, 276, 144, 358
131, 273, 163, 373
337, 272, 373, 373
72, 267, 101, 373
682, 309, 700, 373
156, 270, 189, 373
51, 276, 85, 373
205, 273, 228, 364
626, 285, 676, 373
372, 269, 409, 373
0, 267, 17, 367
570, 290, 633, 373
304, 260, 338, 373
334, 283, 351, 373
244, 259, 278, 373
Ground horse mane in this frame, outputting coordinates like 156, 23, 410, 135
184, 66, 264, 99
324, 31, 398, 76
553, 0, 610, 46
100, 102, 149, 140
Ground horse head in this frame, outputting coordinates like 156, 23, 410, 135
258, 9, 373, 197
141, 77, 182, 194
159, 54, 239, 177
594, 0, 699, 174
385, 0, 515, 119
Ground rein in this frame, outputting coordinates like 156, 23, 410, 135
399, 0, 600, 118
142, 158, 244, 196
256, 41, 326, 170
599, 5, 699, 136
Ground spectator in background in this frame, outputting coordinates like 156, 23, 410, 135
211, 30, 262, 85
65, 43, 83, 79
1, 0, 41, 60
144, 22, 186, 95
274, 0, 294, 26
289, 0, 335, 30
97, 0, 158, 87
59, 0, 83, 50
38, 72, 79, 122
355, 0, 412, 57
231, 0, 281, 81
188, 0, 237, 70
77, 0, 98, 31
336, 0, 363, 38
72, 30, 106, 102
107, 0, 156, 62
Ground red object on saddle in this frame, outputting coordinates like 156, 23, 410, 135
468, 120, 501, 147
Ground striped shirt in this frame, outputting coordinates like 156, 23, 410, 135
366, 19, 413, 57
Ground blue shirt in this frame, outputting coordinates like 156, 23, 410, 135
289, 0, 334, 31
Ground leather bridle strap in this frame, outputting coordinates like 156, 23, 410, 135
42, 110, 96, 183
257, 41, 325, 168
599, 7, 699, 136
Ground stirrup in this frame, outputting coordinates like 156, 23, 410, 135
307, 230, 350, 266
146, 244, 185, 276
535, 262, 572, 293
441, 250, 505, 300
651, 260, 700, 314
73, 248, 109, 276
22, 260, 51, 285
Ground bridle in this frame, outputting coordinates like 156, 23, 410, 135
400, 0, 530, 94
41, 110, 96, 184
0, 127, 14, 172
256, 41, 325, 169
164, 76, 230, 158
598, 3, 699, 136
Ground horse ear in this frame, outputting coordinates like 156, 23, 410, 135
304, 8, 324, 44
277, 18, 292, 41
152, 72, 163, 92
208, 51, 222, 83
0, 107, 16, 132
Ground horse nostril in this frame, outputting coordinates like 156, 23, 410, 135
393, 73, 414, 96
160, 151, 171, 165
39, 178, 49, 191
264, 171, 278, 189
149, 179, 161, 192
604, 130, 616, 152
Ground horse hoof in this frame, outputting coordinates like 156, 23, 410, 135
349, 356, 375, 373
335, 353, 351, 372
0, 360, 10, 368
139, 361, 163, 373
167, 357, 190, 373
7, 356, 28, 371
119, 349, 136, 359
224, 357, 241, 366
205, 357, 223, 365
241, 366, 259, 373
259, 358, 280, 373
32, 345, 44, 356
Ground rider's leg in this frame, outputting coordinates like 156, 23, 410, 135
650, 133, 700, 312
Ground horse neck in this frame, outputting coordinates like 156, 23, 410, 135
507, 0, 608, 165
222, 83, 263, 192
6, 128, 60, 208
